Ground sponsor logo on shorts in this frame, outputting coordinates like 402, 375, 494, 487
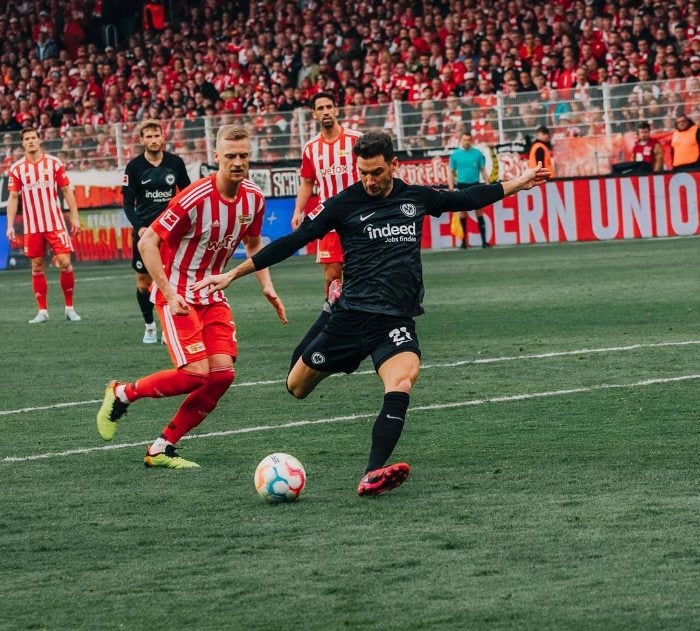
186, 342, 206, 354
311, 352, 326, 365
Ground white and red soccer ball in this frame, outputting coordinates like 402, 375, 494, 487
254, 453, 306, 502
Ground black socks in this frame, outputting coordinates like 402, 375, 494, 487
137, 289, 154, 325
366, 391, 410, 472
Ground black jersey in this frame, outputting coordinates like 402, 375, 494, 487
253, 178, 506, 317
122, 152, 190, 230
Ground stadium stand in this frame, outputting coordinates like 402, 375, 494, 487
1, 0, 699, 172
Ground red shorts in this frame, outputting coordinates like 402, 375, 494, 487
24, 230, 73, 258
156, 302, 237, 368
315, 230, 344, 265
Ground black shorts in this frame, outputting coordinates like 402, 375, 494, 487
301, 309, 421, 375
132, 230, 147, 274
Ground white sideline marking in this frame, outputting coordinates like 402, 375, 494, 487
1, 339, 699, 418
3, 373, 700, 463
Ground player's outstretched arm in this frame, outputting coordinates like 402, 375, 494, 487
243, 235, 287, 324
190, 257, 257, 295
501, 162, 551, 196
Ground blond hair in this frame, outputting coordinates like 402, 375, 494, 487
216, 124, 249, 146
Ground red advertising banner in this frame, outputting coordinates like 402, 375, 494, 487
422, 170, 700, 248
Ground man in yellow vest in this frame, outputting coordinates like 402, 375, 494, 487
528, 126, 555, 177
671, 115, 700, 171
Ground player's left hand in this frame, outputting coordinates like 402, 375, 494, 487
520, 162, 551, 189
70, 220, 81, 236
263, 287, 288, 324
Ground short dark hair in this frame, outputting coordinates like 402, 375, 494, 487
638, 121, 651, 130
310, 91, 337, 110
352, 129, 395, 162
20, 127, 39, 140
536, 125, 550, 134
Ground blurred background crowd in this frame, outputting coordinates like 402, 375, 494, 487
1, 0, 699, 171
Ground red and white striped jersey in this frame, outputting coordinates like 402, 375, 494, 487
7, 153, 70, 234
299, 127, 362, 202
151, 174, 265, 306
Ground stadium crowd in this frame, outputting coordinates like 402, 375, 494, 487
1, 0, 700, 170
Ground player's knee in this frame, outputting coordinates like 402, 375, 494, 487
206, 366, 235, 399
285, 377, 309, 400
178, 368, 208, 390
59, 263, 73, 273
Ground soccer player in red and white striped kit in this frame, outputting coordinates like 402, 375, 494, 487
96, 124, 288, 468
291, 91, 362, 296
6, 127, 82, 323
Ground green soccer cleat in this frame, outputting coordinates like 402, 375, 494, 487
96, 380, 128, 441
144, 445, 200, 469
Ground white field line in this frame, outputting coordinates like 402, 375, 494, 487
3, 372, 699, 464
2, 339, 699, 418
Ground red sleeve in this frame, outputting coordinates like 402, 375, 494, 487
299, 144, 315, 180
151, 201, 193, 243
246, 192, 265, 238
7, 167, 20, 192
55, 162, 70, 187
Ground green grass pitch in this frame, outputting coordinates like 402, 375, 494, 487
1, 238, 699, 630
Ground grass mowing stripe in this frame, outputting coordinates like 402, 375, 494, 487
4, 371, 698, 464
1, 338, 698, 417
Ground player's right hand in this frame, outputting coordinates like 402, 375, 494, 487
6, 227, 15, 240
168, 293, 191, 315
291, 211, 305, 230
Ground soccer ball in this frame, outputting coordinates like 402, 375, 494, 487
254, 453, 306, 503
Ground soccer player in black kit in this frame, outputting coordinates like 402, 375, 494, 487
122, 119, 190, 343
192, 130, 550, 496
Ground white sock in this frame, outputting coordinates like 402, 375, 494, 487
38, 309, 49, 315
114, 383, 130, 404
145, 322, 156, 330
148, 437, 172, 455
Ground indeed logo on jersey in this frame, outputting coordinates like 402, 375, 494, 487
364, 222, 416, 242
319, 164, 349, 177
144, 189, 174, 201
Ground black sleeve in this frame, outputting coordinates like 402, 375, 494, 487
122, 163, 141, 229
426, 183, 505, 216
252, 213, 333, 270
176, 157, 191, 189
534, 146, 546, 165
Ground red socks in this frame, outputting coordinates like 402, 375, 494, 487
162, 366, 235, 444
124, 368, 207, 401
32, 272, 48, 310
60, 268, 75, 307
